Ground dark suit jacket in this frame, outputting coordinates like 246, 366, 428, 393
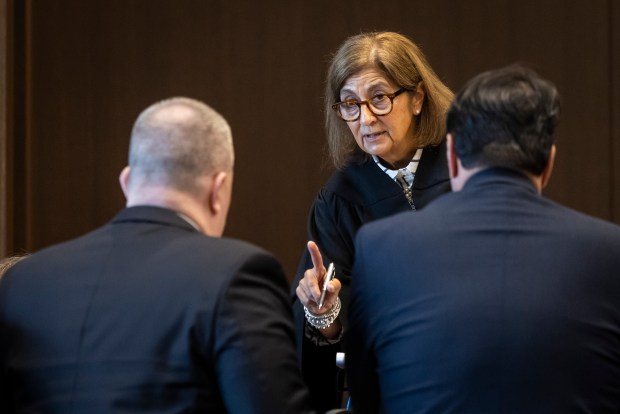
292, 143, 451, 411
348, 168, 620, 414
0, 206, 312, 414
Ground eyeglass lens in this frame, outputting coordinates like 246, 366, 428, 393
340, 95, 392, 119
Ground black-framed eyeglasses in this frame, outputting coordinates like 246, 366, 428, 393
332, 87, 412, 122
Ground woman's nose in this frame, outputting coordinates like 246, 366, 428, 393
358, 103, 377, 125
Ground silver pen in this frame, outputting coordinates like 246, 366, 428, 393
318, 262, 335, 309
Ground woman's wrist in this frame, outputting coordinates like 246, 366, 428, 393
318, 318, 342, 340
304, 297, 341, 330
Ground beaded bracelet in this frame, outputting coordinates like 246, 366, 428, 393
304, 297, 341, 329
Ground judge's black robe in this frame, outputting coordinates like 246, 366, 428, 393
292, 141, 451, 411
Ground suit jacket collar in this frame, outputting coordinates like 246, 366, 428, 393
111, 206, 199, 233
464, 167, 539, 195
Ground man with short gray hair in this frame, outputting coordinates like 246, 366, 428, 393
0, 97, 313, 413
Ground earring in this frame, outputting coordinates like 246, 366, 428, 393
415, 109, 420, 115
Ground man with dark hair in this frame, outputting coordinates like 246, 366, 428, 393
0, 98, 312, 413
347, 65, 620, 413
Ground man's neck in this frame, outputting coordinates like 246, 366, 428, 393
126, 188, 211, 234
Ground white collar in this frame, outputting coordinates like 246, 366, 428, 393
372, 148, 423, 185
176, 213, 201, 231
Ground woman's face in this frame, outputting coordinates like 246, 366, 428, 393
340, 68, 424, 168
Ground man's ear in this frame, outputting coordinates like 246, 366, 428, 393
207, 171, 229, 215
446, 134, 458, 179
540, 144, 556, 189
119, 166, 131, 197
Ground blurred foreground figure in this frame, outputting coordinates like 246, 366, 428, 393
0, 97, 312, 414
348, 65, 620, 414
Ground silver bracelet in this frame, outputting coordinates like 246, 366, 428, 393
304, 297, 341, 329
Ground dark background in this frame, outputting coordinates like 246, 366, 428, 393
2, 0, 619, 281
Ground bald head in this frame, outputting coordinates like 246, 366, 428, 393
127, 97, 234, 194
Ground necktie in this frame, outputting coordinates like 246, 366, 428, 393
396, 169, 415, 210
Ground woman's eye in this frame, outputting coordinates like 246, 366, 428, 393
371, 94, 387, 103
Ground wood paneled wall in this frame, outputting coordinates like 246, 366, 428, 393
2, 0, 619, 280
0, 0, 7, 257
613, 0, 620, 222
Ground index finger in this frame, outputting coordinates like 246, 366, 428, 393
307, 241, 325, 275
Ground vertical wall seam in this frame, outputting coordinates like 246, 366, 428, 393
610, 0, 617, 222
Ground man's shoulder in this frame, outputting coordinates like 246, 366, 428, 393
553, 202, 620, 242
209, 236, 275, 262
17, 220, 279, 279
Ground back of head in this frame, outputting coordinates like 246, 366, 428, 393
128, 97, 234, 195
325, 31, 454, 168
446, 65, 560, 175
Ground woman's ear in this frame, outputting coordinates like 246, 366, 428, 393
413, 80, 426, 115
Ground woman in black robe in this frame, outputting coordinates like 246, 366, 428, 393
292, 31, 454, 412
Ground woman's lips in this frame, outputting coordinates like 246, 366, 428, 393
363, 131, 386, 141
